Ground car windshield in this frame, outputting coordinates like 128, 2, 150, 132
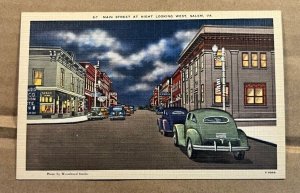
203, 116, 229, 123
113, 107, 123, 111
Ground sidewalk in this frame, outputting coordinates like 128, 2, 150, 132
239, 126, 279, 145
27, 115, 88, 124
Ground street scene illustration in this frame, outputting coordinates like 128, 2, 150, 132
26, 18, 277, 170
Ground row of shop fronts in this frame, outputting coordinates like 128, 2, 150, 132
149, 25, 276, 126
27, 47, 117, 119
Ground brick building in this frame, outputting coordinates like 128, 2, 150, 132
178, 25, 276, 126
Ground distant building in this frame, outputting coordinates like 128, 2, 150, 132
109, 92, 118, 106
100, 72, 112, 107
178, 25, 276, 126
160, 77, 171, 107
170, 68, 182, 107
79, 62, 100, 112
28, 47, 85, 118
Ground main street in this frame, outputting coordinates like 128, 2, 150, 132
26, 110, 277, 170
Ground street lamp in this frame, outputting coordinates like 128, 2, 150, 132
94, 61, 100, 108
212, 44, 226, 111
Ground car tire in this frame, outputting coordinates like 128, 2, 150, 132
233, 151, 245, 160
186, 138, 197, 159
173, 130, 179, 146
162, 120, 168, 136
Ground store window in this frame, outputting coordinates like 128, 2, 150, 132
200, 55, 204, 71
214, 83, 229, 105
251, 53, 258, 67
33, 69, 44, 86
186, 67, 189, 80
260, 53, 267, 68
182, 70, 185, 82
242, 53, 249, 67
244, 83, 266, 105
195, 59, 198, 75
190, 63, 193, 77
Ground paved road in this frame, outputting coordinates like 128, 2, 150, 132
26, 110, 277, 170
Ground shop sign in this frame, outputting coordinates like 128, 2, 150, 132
27, 86, 40, 115
160, 92, 170, 96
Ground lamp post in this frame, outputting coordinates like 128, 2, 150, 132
94, 61, 100, 108
212, 44, 226, 111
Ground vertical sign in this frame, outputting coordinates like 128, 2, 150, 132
27, 86, 40, 115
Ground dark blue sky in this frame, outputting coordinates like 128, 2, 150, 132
30, 19, 273, 106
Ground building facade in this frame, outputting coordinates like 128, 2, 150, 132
159, 77, 171, 108
28, 47, 85, 118
79, 62, 100, 112
170, 68, 182, 107
109, 92, 118, 106
100, 72, 112, 107
178, 25, 276, 126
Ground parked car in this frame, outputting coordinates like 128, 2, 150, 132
123, 106, 131, 116
157, 107, 188, 136
87, 107, 105, 120
109, 106, 126, 120
100, 107, 109, 118
173, 108, 250, 160
129, 106, 135, 114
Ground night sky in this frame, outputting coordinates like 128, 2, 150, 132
30, 19, 273, 106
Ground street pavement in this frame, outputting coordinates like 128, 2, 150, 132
26, 110, 277, 170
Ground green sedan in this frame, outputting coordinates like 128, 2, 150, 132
173, 108, 250, 160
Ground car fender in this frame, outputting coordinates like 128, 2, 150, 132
186, 129, 202, 147
157, 118, 162, 129
237, 129, 249, 147
162, 119, 170, 131
173, 124, 185, 146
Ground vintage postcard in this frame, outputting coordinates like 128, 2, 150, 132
17, 11, 285, 179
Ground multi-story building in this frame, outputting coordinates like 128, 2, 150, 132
27, 47, 85, 118
100, 72, 112, 107
160, 77, 171, 108
109, 92, 118, 106
79, 62, 100, 112
178, 25, 276, 126
170, 68, 182, 107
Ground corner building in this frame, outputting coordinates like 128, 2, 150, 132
178, 25, 276, 126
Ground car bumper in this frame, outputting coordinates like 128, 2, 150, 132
88, 116, 104, 120
110, 116, 125, 120
193, 141, 250, 152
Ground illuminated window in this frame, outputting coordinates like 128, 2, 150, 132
195, 59, 198, 74
214, 50, 222, 68
244, 83, 266, 105
260, 53, 267, 68
200, 55, 204, 71
190, 63, 193, 77
242, 53, 249, 67
33, 69, 44, 86
214, 83, 229, 105
186, 67, 189, 80
251, 53, 258, 67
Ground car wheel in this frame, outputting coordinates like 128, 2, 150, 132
173, 130, 179, 146
233, 151, 245, 160
186, 138, 196, 159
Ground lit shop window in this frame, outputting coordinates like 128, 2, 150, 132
33, 69, 44, 86
40, 104, 54, 114
251, 53, 258, 67
244, 83, 266, 105
214, 50, 222, 68
242, 53, 249, 67
260, 53, 267, 68
214, 83, 229, 105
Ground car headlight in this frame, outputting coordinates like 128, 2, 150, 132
112, 112, 115, 115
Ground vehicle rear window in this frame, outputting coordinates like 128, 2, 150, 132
172, 111, 186, 115
203, 116, 229, 123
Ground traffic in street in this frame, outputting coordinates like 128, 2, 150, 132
26, 110, 277, 170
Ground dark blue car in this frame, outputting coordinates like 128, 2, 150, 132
109, 106, 126, 120
157, 107, 188, 136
